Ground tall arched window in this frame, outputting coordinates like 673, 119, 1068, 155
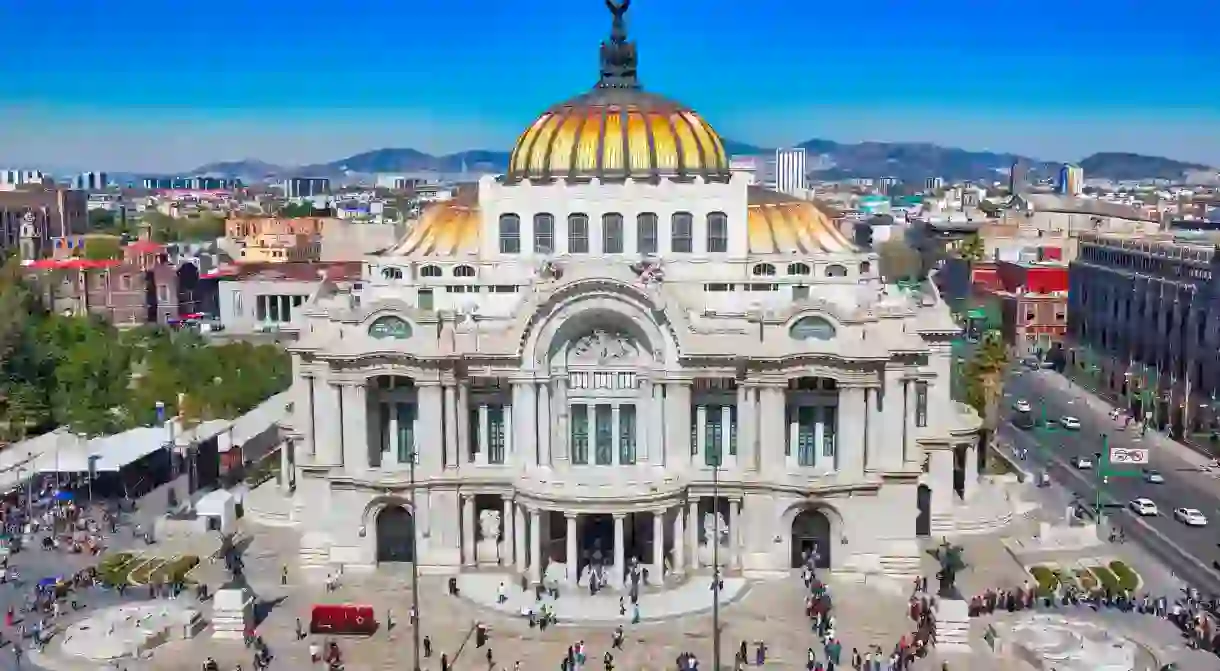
671, 212, 693, 253
498, 213, 521, 254
420, 265, 442, 278
752, 263, 776, 276
453, 265, 476, 277
706, 212, 728, 253
567, 214, 589, 253
787, 262, 811, 276
533, 213, 555, 253
637, 213, 658, 254
825, 264, 848, 277
602, 213, 624, 254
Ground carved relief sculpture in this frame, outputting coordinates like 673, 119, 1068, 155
571, 329, 635, 365
477, 509, 502, 565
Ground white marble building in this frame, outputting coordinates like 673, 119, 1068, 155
272, 4, 982, 584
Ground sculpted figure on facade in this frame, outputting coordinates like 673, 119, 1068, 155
571, 330, 635, 365
699, 511, 729, 565
477, 509, 502, 565
630, 256, 664, 286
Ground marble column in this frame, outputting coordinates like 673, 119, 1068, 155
963, 440, 980, 500
648, 380, 664, 464
443, 383, 458, 469
786, 404, 800, 470
502, 496, 514, 567
736, 383, 757, 471
565, 514, 578, 584
930, 449, 956, 511
664, 381, 692, 468
417, 382, 444, 473
386, 401, 399, 467
457, 381, 471, 463
279, 438, 291, 491
758, 384, 786, 478
513, 381, 537, 467
651, 510, 665, 581
901, 380, 916, 465
720, 404, 733, 468
319, 382, 343, 466
880, 367, 906, 471
553, 373, 569, 463
864, 387, 882, 472
687, 499, 700, 570
612, 514, 626, 584
729, 499, 742, 570
461, 494, 476, 567
341, 382, 369, 472
638, 379, 652, 463
514, 503, 527, 574
537, 381, 552, 467
529, 508, 542, 583
672, 505, 685, 574
301, 375, 317, 458
838, 386, 867, 478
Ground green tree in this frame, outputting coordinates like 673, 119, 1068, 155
179, 213, 226, 241
876, 237, 923, 282
82, 236, 123, 261
962, 330, 1009, 446
88, 208, 116, 231
278, 202, 316, 217
958, 234, 985, 263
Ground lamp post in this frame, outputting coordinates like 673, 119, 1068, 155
710, 446, 721, 671
408, 441, 421, 671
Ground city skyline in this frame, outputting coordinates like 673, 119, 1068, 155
1, 0, 1217, 172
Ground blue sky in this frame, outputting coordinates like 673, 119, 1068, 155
2, 0, 1217, 172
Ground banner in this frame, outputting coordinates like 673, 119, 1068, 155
1108, 447, 1149, 465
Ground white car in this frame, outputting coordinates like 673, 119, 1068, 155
1129, 498, 1159, 516
1072, 456, 1093, 469
1143, 470, 1165, 484
1060, 416, 1082, 430
1173, 508, 1209, 527
1013, 399, 1032, 413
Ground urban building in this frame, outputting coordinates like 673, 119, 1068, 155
226, 216, 326, 263
0, 188, 89, 258
72, 172, 109, 191
256, 5, 992, 583
1009, 160, 1029, 194
1057, 164, 1084, 197
990, 260, 1068, 355
774, 147, 807, 196
216, 262, 361, 334
141, 176, 242, 191
925, 177, 944, 192
1067, 231, 1220, 438
283, 177, 331, 199
0, 170, 52, 189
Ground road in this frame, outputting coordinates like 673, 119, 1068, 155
998, 368, 1220, 596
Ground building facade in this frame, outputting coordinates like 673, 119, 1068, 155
284, 178, 331, 199
774, 148, 807, 196
271, 5, 981, 584
1068, 231, 1220, 438
0, 188, 89, 259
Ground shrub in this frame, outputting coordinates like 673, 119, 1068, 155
1090, 566, 1120, 592
1109, 560, 1140, 591
148, 555, 200, 585
96, 552, 137, 586
1073, 569, 1097, 591
127, 558, 163, 585
1030, 566, 1059, 596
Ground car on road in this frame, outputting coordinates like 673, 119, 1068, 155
1072, 456, 1094, 469
1129, 498, 1159, 516
1142, 469, 1164, 484
1013, 399, 1032, 413
1173, 507, 1209, 526
1059, 416, 1082, 430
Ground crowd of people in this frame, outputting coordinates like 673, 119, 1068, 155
964, 580, 1220, 655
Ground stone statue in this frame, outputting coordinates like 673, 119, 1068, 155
537, 258, 563, 281
932, 539, 966, 598
476, 509, 502, 566
571, 329, 634, 364
629, 256, 664, 285
698, 511, 729, 565
606, 0, 630, 43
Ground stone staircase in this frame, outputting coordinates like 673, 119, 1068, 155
878, 554, 922, 579
242, 480, 297, 528
934, 600, 972, 653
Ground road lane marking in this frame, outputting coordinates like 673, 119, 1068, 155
1002, 420, 1220, 585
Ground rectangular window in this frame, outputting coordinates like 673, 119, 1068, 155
691, 411, 699, 456
268, 295, 280, 322
232, 291, 243, 317
255, 295, 267, 322
705, 405, 723, 466
499, 214, 521, 254
467, 409, 480, 462
706, 213, 728, 253
533, 213, 554, 254
488, 405, 506, 464
915, 381, 929, 427
571, 405, 589, 465
417, 289, 433, 311
797, 406, 817, 466
619, 405, 636, 465
671, 213, 693, 253
637, 213, 658, 254
822, 405, 836, 459
602, 213, 624, 254
568, 215, 589, 253
729, 405, 737, 456
594, 404, 613, 465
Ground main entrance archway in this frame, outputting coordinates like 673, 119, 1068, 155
790, 508, 832, 569
376, 505, 415, 563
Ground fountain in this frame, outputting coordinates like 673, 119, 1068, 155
58, 601, 205, 663
1000, 614, 1139, 671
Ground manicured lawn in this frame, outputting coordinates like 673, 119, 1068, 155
1030, 565, 1059, 596
1108, 560, 1140, 591
1090, 566, 1120, 592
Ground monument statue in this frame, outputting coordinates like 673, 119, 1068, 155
477, 509, 502, 565
932, 539, 966, 597
606, 0, 630, 42
571, 329, 634, 364
598, 0, 637, 87
698, 511, 729, 565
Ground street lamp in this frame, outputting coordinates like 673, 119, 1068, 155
710, 445, 722, 671
407, 441, 421, 671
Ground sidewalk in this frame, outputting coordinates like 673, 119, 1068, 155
1032, 371, 1216, 469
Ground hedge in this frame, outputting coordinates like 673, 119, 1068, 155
148, 556, 200, 585
1073, 569, 1098, 592
1108, 560, 1140, 591
1030, 566, 1059, 596
96, 552, 137, 587
1090, 566, 1120, 592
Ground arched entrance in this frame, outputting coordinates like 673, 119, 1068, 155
790, 508, 832, 569
375, 505, 415, 563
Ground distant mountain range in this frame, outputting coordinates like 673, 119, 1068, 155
192, 140, 1213, 184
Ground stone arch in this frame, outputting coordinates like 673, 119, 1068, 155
518, 279, 680, 367
781, 501, 843, 569
362, 496, 416, 564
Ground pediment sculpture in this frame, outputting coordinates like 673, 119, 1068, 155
570, 329, 636, 365
537, 259, 564, 282
629, 256, 664, 286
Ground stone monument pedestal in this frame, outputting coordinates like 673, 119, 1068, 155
935, 599, 972, 653
211, 587, 255, 640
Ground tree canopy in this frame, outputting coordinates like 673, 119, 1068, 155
876, 237, 923, 282
0, 256, 290, 442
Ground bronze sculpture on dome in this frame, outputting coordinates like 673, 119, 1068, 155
599, 0, 638, 88
606, 0, 630, 43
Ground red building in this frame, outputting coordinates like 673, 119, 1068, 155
984, 261, 1069, 355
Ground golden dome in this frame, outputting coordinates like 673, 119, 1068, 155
507, 89, 729, 183
745, 187, 858, 254
390, 189, 481, 256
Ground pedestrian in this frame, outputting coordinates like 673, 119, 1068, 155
424, 635, 433, 657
